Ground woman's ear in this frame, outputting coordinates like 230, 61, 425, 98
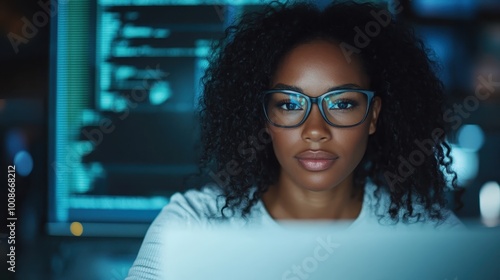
369, 97, 382, 135
264, 125, 272, 140
264, 122, 280, 142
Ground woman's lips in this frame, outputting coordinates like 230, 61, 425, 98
295, 150, 339, 172
297, 159, 336, 171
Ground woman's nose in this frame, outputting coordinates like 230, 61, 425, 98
301, 104, 332, 142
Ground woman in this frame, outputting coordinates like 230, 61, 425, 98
127, 1, 463, 278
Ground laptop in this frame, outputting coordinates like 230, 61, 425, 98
159, 223, 500, 280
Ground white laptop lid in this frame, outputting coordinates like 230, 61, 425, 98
159, 224, 500, 280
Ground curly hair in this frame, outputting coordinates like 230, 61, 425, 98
198, 1, 463, 222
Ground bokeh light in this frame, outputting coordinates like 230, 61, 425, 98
149, 81, 172, 105
70, 222, 84, 236
457, 124, 485, 152
445, 144, 479, 186
479, 181, 500, 227
13, 150, 34, 176
5, 129, 27, 159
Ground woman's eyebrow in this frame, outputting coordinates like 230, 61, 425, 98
271, 83, 363, 92
325, 83, 363, 91
272, 83, 303, 92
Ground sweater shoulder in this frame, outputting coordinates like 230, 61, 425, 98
160, 184, 225, 226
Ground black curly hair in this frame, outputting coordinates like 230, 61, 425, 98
199, 0, 463, 223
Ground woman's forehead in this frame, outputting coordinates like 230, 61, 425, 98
271, 40, 370, 95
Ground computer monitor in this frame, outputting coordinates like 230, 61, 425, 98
47, 0, 280, 236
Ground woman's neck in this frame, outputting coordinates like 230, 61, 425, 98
262, 175, 364, 221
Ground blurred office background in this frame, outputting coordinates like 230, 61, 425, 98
0, 0, 499, 279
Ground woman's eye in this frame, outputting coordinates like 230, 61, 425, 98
278, 102, 302, 110
329, 100, 356, 110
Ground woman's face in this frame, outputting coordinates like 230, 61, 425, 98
266, 40, 381, 192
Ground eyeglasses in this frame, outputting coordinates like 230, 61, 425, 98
262, 89, 375, 128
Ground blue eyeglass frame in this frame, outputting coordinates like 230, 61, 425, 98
262, 89, 376, 128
